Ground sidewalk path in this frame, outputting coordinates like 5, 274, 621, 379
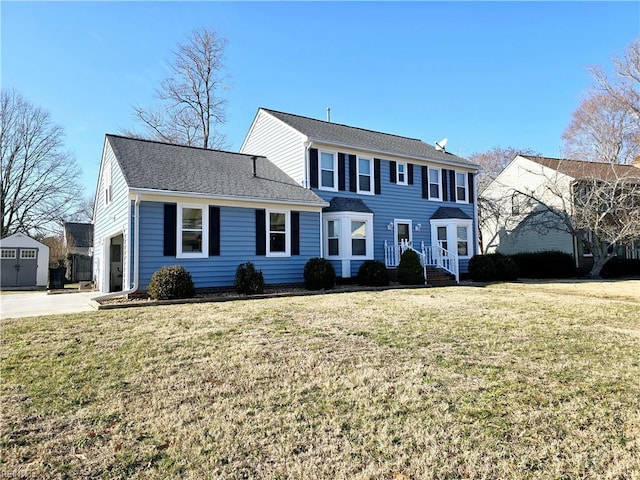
0, 291, 99, 319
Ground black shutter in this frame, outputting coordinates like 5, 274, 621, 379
389, 161, 397, 183
255, 209, 266, 256
468, 173, 475, 204
374, 158, 381, 194
209, 206, 220, 256
309, 148, 318, 189
349, 154, 357, 192
163, 203, 177, 256
408, 163, 414, 185
442, 169, 449, 201
291, 211, 300, 255
449, 170, 457, 202
421, 166, 428, 199
338, 153, 346, 191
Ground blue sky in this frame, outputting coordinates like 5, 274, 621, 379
2, 1, 638, 199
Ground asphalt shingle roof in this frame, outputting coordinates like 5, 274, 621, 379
323, 197, 374, 214
106, 135, 326, 206
63, 222, 93, 248
263, 109, 478, 169
523, 156, 640, 183
430, 207, 472, 220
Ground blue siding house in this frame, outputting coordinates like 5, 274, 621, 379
241, 109, 480, 282
93, 135, 327, 294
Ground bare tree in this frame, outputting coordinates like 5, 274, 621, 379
1, 89, 83, 237
126, 27, 230, 149
563, 38, 640, 165
469, 146, 541, 191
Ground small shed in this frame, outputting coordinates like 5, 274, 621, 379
0, 233, 50, 288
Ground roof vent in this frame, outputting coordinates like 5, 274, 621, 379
326, 107, 331, 122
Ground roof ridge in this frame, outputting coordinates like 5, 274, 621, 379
261, 108, 426, 143
105, 134, 266, 158
524, 155, 637, 168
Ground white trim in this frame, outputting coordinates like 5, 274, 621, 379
325, 218, 341, 258
430, 218, 473, 259
356, 156, 374, 195
266, 208, 290, 257
455, 171, 468, 204
177, 204, 209, 259
428, 167, 442, 201
323, 211, 374, 260
394, 219, 413, 245
307, 138, 479, 171
128, 188, 328, 210
20, 249, 37, 259
318, 150, 338, 192
396, 162, 408, 186
1, 248, 17, 259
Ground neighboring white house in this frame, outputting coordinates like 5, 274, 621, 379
0, 233, 50, 288
481, 155, 640, 269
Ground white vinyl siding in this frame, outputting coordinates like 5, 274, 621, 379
239, 109, 307, 186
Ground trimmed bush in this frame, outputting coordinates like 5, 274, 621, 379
148, 265, 195, 300
397, 249, 424, 285
509, 251, 575, 278
600, 257, 640, 279
235, 262, 265, 295
494, 255, 520, 281
304, 257, 336, 290
357, 260, 390, 287
468, 254, 497, 282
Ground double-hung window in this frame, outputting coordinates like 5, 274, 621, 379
357, 157, 373, 194
177, 205, 208, 258
267, 210, 290, 256
456, 226, 469, 256
327, 219, 340, 256
320, 151, 337, 191
455, 172, 468, 203
351, 220, 367, 256
428, 168, 442, 200
397, 162, 408, 185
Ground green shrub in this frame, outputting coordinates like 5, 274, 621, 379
303, 258, 336, 290
397, 249, 424, 285
600, 257, 640, 279
494, 255, 519, 281
468, 254, 497, 282
510, 251, 575, 278
147, 265, 195, 300
357, 260, 390, 287
235, 262, 265, 294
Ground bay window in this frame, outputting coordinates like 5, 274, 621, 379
323, 212, 373, 259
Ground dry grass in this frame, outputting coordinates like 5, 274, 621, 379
1, 280, 639, 479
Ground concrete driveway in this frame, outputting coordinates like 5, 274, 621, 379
0, 291, 99, 319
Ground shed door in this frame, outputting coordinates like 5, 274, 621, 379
0, 248, 38, 287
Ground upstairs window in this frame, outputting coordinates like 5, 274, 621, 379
397, 162, 408, 185
429, 168, 442, 200
320, 151, 337, 191
456, 172, 468, 203
357, 157, 373, 194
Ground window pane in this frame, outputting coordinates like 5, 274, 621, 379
182, 208, 202, 229
430, 184, 439, 198
457, 186, 466, 201
397, 223, 410, 242
359, 176, 371, 191
328, 220, 339, 237
321, 170, 334, 188
398, 163, 405, 174
321, 152, 334, 170
359, 158, 371, 175
270, 212, 286, 232
351, 221, 366, 238
328, 238, 339, 256
270, 232, 286, 252
352, 239, 366, 256
457, 226, 467, 241
458, 241, 468, 256
1, 249, 16, 259
437, 226, 447, 241
182, 231, 202, 252
429, 169, 439, 183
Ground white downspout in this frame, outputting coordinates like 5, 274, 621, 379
94, 195, 140, 300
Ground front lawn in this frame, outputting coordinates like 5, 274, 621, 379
1, 281, 639, 478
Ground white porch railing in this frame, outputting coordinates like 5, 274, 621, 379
384, 240, 459, 284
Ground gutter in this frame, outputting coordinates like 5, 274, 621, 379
94, 194, 141, 301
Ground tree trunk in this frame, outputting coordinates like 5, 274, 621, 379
588, 251, 609, 278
